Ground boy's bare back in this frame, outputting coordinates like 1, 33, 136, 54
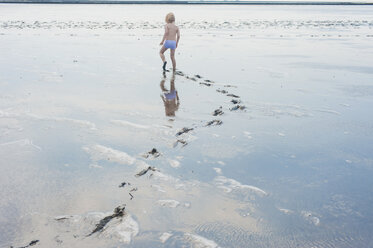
159, 12, 180, 71
165, 23, 179, 41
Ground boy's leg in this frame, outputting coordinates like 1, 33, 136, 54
170, 49, 176, 71
159, 46, 168, 70
170, 73, 175, 91
160, 78, 167, 92
159, 46, 167, 62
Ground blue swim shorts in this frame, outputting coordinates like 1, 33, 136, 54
164, 40, 176, 50
164, 90, 176, 100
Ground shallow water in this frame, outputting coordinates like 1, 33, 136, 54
0, 4, 373, 248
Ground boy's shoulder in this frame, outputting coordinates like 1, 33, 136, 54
166, 23, 178, 28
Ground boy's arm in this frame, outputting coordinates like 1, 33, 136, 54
176, 27, 180, 47
160, 25, 168, 45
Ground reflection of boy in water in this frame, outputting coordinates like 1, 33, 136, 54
160, 72, 179, 117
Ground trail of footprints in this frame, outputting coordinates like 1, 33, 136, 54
14, 70, 356, 247
12, 71, 247, 248
95, 71, 246, 244
120, 70, 246, 202
173, 70, 246, 146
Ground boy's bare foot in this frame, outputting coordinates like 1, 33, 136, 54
162, 61, 167, 71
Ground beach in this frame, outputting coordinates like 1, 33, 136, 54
0, 4, 373, 247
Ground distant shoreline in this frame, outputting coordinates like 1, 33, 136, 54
1, 1, 372, 5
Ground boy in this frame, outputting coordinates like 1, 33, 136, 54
159, 13, 180, 71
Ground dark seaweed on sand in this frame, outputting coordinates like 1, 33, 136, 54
176, 127, 194, 136
200, 82, 212, 87
11, 240, 40, 248
173, 139, 188, 148
227, 93, 240, 98
119, 181, 131, 188
175, 70, 184, 76
87, 205, 126, 237
231, 99, 241, 104
216, 89, 228, 94
135, 166, 158, 177
142, 148, 161, 159
213, 107, 224, 116
230, 105, 246, 111
206, 120, 223, 126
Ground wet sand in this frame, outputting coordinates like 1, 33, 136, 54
1, 4, 373, 248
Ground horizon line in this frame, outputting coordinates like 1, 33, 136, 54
1, 0, 373, 5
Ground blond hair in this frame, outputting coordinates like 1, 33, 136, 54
165, 12, 175, 23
